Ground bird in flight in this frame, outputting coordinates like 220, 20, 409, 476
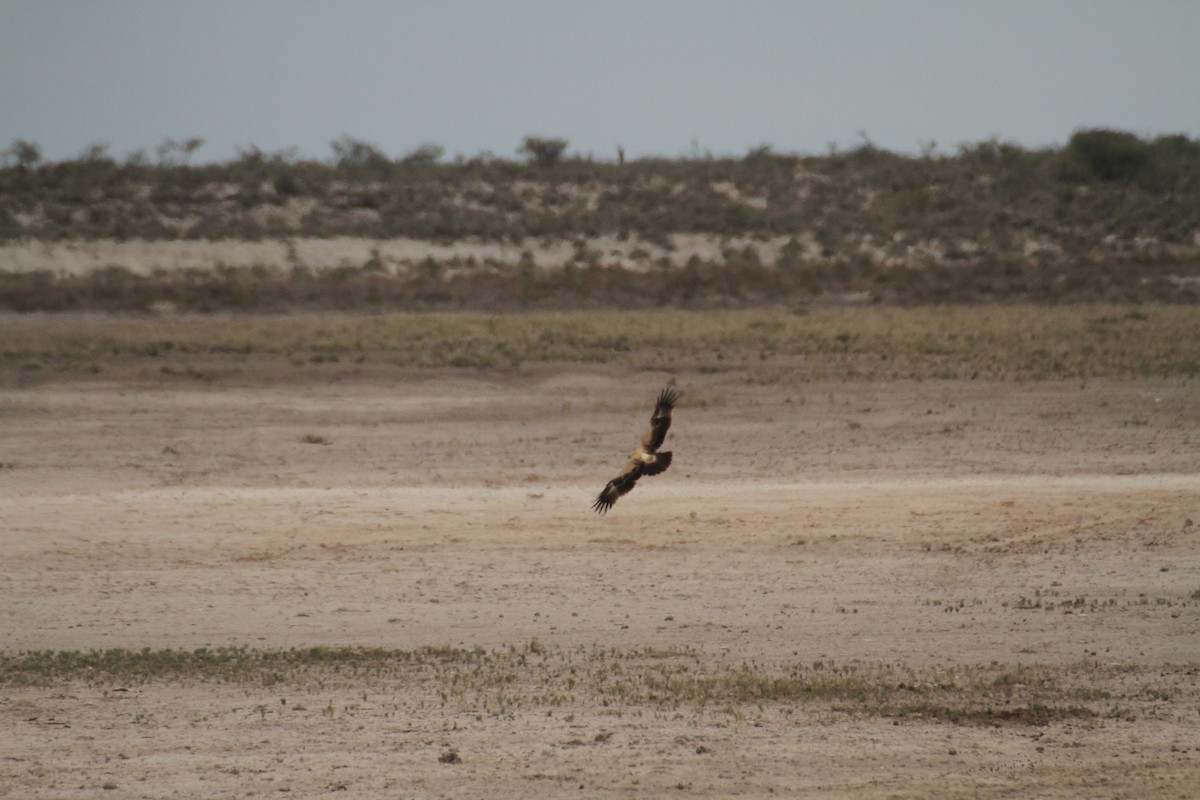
592, 385, 678, 514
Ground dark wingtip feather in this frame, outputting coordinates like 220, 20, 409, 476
592, 494, 613, 514
657, 386, 679, 409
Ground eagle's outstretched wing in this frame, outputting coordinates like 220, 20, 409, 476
592, 458, 644, 514
593, 386, 679, 514
640, 386, 678, 453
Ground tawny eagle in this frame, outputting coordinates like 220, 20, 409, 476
592, 386, 678, 513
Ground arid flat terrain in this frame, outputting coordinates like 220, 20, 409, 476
1, 346, 1198, 797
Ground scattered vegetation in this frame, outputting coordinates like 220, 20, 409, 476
2, 306, 1197, 378
0, 643, 1169, 727
2, 254, 1194, 313
1, 129, 1197, 310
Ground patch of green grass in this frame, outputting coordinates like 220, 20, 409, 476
633, 660, 1113, 725
2, 305, 1197, 379
0, 645, 489, 685
2, 644, 1179, 727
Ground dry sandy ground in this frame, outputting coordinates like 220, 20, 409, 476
1, 358, 1198, 798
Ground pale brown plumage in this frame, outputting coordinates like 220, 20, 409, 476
592, 386, 678, 514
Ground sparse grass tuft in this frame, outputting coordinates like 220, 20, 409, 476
299, 433, 331, 446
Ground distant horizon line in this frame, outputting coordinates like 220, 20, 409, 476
6, 126, 1195, 168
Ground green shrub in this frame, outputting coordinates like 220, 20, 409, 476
330, 135, 389, 170
518, 136, 568, 167
401, 143, 444, 166
1065, 128, 1150, 181
4, 139, 43, 169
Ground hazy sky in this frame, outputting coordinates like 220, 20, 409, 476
3, 1, 1198, 164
